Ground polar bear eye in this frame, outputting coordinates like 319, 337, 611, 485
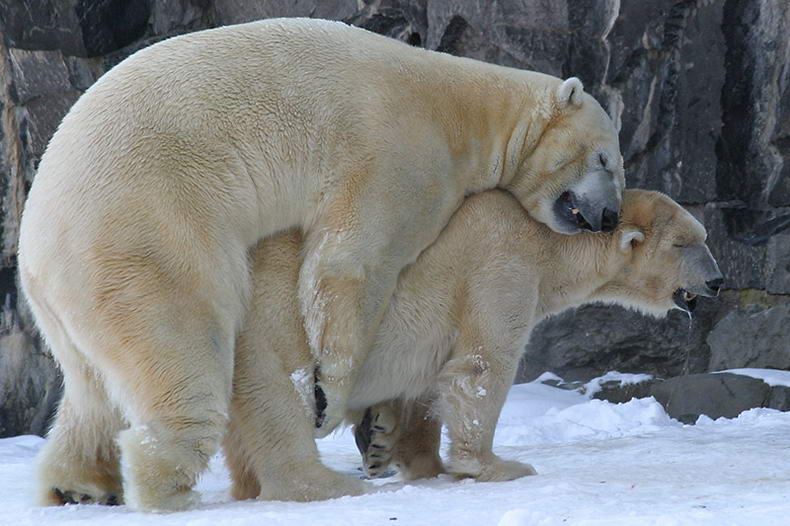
599, 153, 608, 169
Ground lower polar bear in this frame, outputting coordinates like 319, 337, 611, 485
19, 18, 624, 510
226, 188, 722, 498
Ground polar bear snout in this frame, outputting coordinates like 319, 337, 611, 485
600, 207, 619, 232
573, 168, 622, 232
681, 245, 725, 300
552, 190, 620, 233
705, 278, 724, 296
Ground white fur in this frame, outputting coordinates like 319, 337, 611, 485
19, 19, 621, 510
228, 189, 719, 492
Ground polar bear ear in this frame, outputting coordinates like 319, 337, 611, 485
619, 227, 645, 252
557, 77, 584, 108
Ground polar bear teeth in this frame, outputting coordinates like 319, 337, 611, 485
673, 288, 698, 312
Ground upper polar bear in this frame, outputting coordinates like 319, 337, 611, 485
17, 18, 623, 511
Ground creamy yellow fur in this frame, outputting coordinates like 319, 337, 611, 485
228, 188, 720, 494
18, 18, 622, 511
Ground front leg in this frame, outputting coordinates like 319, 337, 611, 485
301, 259, 396, 436
436, 343, 536, 482
300, 158, 464, 436
300, 217, 442, 435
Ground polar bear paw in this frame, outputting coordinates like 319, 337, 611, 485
37, 448, 123, 507
354, 407, 399, 478
313, 374, 352, 438
260, 468, 368, 502
475, 458, 538, 482
448, 454, 537, 482
47, 487, 121, 506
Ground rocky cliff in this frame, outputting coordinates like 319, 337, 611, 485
1, 0, 788, 436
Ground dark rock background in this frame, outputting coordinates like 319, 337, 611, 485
1, 0, 788, 436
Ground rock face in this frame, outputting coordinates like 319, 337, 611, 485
649, 373, 771, 424
1, 1, 789, 436
707, 303, 790, 371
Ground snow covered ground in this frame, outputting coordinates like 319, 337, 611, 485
2, 377, 789, 526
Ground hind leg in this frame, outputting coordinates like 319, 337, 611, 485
24, 286, 125, 506
37, 369, 125, 506
391, 399, 444, 481
223, 421, 261, 501
110, 322, 235, 512
79, 237, 254, 511
19, 157, 258, 511
226, 234, 367, 502
35, 298, 236, 512
114, 352, 232, 512
225, 347, 366, 502
354, 398, 444, 480
76, 272, 241, 511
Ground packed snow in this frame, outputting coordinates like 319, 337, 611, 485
579, 371, 654, 397
2, 378, 789, 525
716, 368, 790, 388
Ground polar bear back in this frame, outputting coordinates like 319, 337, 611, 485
22, 18, 564, 269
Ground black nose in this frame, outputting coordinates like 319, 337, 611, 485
601, 208, 619, 233
706, 278, 723, 295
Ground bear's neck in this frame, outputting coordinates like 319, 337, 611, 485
535, 232, 623, 320
428, 69, 549, 195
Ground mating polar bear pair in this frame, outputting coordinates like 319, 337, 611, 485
228, 188, 723, 500
19, 18, 625, 511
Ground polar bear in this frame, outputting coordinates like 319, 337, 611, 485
18, 18, 623, 511
225, 188, 722, 498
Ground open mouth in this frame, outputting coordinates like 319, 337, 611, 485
673, 288, 698, 312
556, 191, 594, 231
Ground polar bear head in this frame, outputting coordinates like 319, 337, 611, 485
505, 77, 624, 235
597, 189, 723, 317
